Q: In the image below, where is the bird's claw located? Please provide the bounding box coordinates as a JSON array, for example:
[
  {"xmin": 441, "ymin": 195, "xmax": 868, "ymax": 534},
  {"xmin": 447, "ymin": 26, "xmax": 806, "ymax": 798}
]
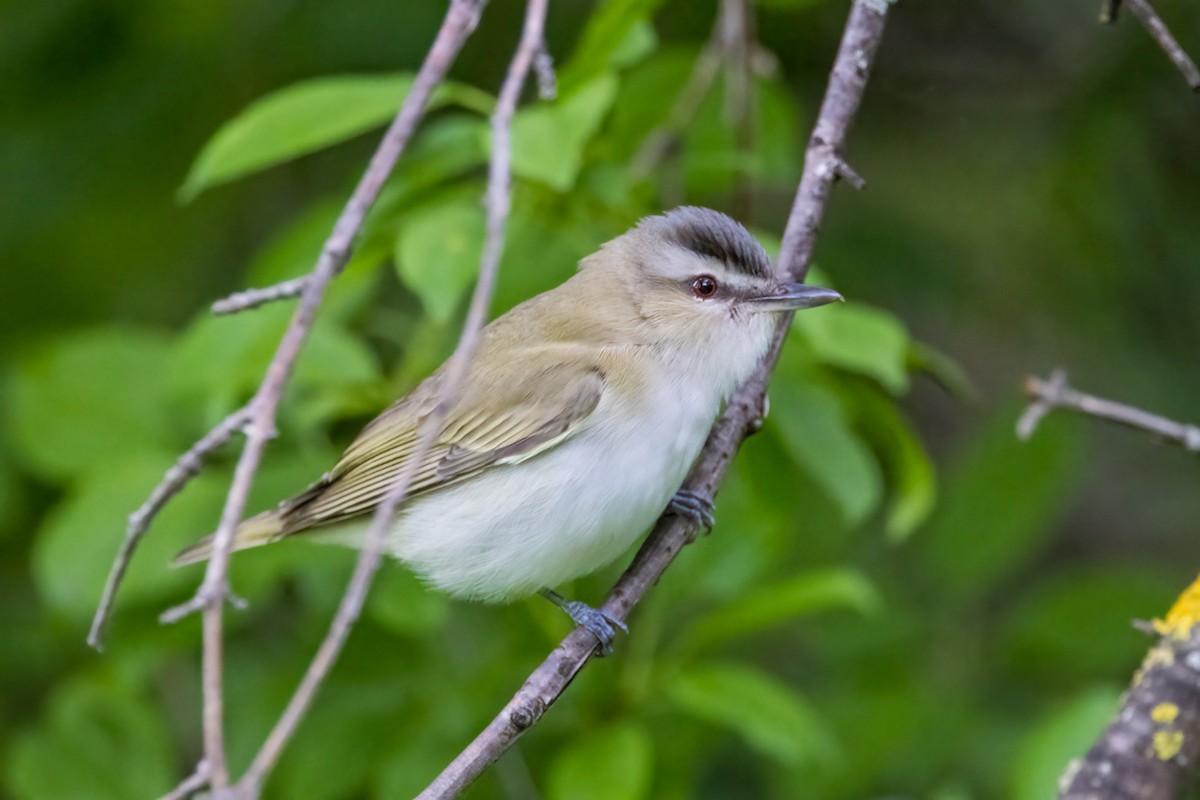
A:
[
  {"xmin": 564, "ymin": 601, "xmax": 627, "ymax": 656},
  {"xmin": 669, "ymin": 489, "xmax": 715, "ymax": 534},
  {"xmin": 540, "ymin": 589, "xmax": 627, "ymax": 656}
]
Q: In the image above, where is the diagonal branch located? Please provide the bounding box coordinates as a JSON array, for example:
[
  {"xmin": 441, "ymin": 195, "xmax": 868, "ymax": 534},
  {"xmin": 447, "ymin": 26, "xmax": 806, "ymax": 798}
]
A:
[
  {"xmin": 88, "ymin": 405, "xmax": 251, "ymax": 650},
  {"xmin": 229, "ymin": 0, "xmax": 547, "ymax": 793},
  {"xmin": 1019, "ymin": 370, "xmax": 1200, "ymax": 451},
  {"xmin": 1101, "ymin": 0, "xmax": 1200, "ymax": 92},
  {"xmin": 415, "ymin": 1, "xmax": 891, "ymax": 797}
]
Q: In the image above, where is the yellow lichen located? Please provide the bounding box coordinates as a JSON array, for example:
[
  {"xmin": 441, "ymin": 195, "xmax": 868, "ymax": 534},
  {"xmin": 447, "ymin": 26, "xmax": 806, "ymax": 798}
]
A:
[
  {"xmin": 1153, "ymin": 730, "xmax": 1184, "ymax": 761},
  {"xmin": 1151, "ymin": 703, "xmax": 1180, "ymax": 724},
  {"xmin": 1157, "ymin": 574, "xmax": 1200, "ymax": 639},
  {"xmin": 1140, "ymin": 645, "xmax": 1176, "ymax": 677}
]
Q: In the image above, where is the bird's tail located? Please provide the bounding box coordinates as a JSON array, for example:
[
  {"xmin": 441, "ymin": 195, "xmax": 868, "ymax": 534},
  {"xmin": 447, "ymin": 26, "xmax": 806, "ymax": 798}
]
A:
[{"xmin": 171, "ymin": 510, "xmax": 285, "ymax": 566}]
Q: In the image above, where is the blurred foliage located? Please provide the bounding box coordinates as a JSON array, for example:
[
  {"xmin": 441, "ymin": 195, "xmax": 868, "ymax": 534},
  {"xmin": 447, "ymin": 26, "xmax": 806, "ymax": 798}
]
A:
[{"xmin": 3, "ymin": 0, "xmax": 1199, "ymax": 798}]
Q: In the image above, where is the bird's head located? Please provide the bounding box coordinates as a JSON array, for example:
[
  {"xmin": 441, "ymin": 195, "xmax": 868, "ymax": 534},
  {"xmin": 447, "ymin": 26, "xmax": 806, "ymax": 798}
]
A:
[{"xmin": 581, "ymin": 207, "xmax": 841, "ymax": 381}]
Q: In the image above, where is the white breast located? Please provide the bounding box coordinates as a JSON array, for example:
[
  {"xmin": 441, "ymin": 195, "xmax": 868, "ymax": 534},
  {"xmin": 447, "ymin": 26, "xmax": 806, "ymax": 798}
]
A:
[{"xmin": 380, "ymin": 354, "xmax": 722, "ymax": 603}]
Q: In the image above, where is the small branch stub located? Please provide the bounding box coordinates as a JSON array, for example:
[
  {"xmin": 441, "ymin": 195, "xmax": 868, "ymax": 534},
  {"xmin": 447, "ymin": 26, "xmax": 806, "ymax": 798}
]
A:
[{"xmin": 211, "ymin": 277, "xmax": 310, "ymax": 315}]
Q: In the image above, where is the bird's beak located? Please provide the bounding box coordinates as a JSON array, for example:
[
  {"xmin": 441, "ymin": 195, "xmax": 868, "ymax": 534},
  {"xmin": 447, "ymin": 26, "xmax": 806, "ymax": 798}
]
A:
[{"xmin": 744, "ymin": 282, "xmax": 843, "ymax": 312}]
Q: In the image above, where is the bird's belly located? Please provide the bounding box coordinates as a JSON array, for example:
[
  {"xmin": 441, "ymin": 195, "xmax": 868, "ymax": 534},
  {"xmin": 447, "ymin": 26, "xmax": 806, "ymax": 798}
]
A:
[{"xmin": 387, "ymin": 396, "xmax": 715, "ymax": 603}]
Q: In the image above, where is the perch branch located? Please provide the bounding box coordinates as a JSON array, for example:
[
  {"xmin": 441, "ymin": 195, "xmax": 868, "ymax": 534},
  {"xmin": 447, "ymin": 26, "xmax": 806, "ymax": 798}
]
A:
[
  {"xmin": 88, "ymin": 405, "xmax": 251, "ymax": 650},
  {"xmin": 416, "ymin": 1, "xmax": 891, "ymax": 797},
  {"xmin": 232, "ymin": 0, "xmax": 546, "ymax": 793},
  {"xmin": 1101, "ymin": 0, "xmax": 1200, "ymax": 92},
  {"xmin": 1058, "ymin": 578, "xmax": 1200, "ymax": 799},
  {"xmin": 1019, "ymin": 370, "xmax": 1200, "ymax": 451}
]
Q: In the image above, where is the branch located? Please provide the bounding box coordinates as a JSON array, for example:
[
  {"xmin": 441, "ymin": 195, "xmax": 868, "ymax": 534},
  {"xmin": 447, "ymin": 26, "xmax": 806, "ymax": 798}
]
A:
[
  {"xmin": 1101, "ymin": 0, "xmax": 1200, "ymax": 92},
  {"xmin": 87, "ymin": 405, "xmax": 251, "ymax": 650},
  {"xmin": 416, "ymin": 1, "xmax": 891, "ymax": 797},
  {"xmin": 231, "ymin": 0, "xmax": 546, "ymax": 792},
  {"xmin": 1058, "ymin": 579, "xmax": 1200, "ymax": 799},
  {"xmin": 211, "ymin": 277, "xmax": 309, "ymax": 315},
  {"xmin": 1019, "ymin": 370, "xmax": 1200, "ymax": 451}
]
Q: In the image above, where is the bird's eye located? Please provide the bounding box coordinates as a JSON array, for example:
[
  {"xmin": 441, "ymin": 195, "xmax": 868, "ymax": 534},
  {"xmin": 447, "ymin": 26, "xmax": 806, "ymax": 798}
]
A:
[{"xmin": 691, "ymin": 275, "xmax": 719, "ymax": 299}]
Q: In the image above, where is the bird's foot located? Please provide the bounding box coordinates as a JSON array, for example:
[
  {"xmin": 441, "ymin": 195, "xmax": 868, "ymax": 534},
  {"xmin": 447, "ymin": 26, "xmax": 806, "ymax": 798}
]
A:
[
  {"xmin": 540, "ymin": 589, "xmax": 627, "ymax": 656},
  {"xmin": 669, "ymin": 488, "xmax": 715, "ymax": 535}
]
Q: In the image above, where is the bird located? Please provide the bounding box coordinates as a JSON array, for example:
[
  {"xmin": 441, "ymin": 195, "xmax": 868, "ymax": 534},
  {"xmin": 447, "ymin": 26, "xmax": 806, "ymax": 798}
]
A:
[{"xmin": 175, "ymin": 207, "xmax": 842, "ymax": 651}]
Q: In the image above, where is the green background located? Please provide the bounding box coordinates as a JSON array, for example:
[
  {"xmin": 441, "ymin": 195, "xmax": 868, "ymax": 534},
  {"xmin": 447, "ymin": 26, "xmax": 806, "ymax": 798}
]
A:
[{"xmin": 3, "ymin": 0, "xmax": 1199, "ymax": 797}]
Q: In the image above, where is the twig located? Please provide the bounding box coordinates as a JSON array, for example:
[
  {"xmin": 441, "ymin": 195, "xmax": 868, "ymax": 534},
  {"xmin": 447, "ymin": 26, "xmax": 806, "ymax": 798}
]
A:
[
  {"xmin": 720, "ymin": 0, "xmax": 756, "ymax": 218},
  {"xmin": 1019, "ymin": 370, "xmax": 1200, "ymax": 451},
  {"xmin": 630, "ymin": 20, "xmax": 724, "ymax": 177},
  {"xmin": 87, "ymin": 406, "xmax": 251, "ymax": 650},
  {"xmin": 1102, "ymin": 0, "xmax": 1200, "ymax": 92},
  {"xmin": 110, "ymin": 1, "xmax": 490, "ymax": 794},
  {"xmin": 231, "ymin": 0, "xmax": 546, "ymax": 795},
  {"xmin": 416, "ymin": 2, "xmax": 891, "ymax": 797},
  {"xmin": 211, "ymin": 277, "xmax": 310, "ymax": 315},
  {"xmin": 158, "ymin": 760, "xmax": 211, "ymax": 800},
  {"xmin": 1058, "ymin": 578, "xmax": 1200, "ymax": 799}
]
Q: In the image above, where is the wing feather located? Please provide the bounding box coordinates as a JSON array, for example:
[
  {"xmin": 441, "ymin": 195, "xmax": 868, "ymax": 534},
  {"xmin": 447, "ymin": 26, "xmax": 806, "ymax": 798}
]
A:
[{"xmin": 276, "ymin": 357, "xmax": 606, "ymax": 534}]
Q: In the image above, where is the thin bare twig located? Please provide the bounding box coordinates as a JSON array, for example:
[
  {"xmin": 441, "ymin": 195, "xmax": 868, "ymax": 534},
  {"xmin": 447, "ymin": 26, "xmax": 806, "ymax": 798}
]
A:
[
  {"xmin": 211, "ymin": 277, "xmax": 310, "ymax": 315},
  {"xmin": 104, "ymin": 1, "xmax": 490, "ymax": 793},
  {"xmin": 87, "ymin": 406, "xmax": 251, "ymax": 650},
  {"xmin": 1019, "ymin": 370, "xmax": 1200, "ymax": 451},
  {"xmin": 630, "ymin": 20, "xmax": 724, "ymax": 177},
  {"xmin": 720, "ymin": 0, "xmax": 756, "ymax": 218},
  {"xmin": 158, "ymin": 760, "xmax": 211, "ymax": 800},
  {"xmin": 1102, "ymin": 0, "xmax": 1200, "ymax": 92},
  {"xmin": 417, "ymin": 2, "xmax": 891, "ymax": 797},
  {"xmin": 231, "ymin": 0, "xmax": 547, "ymax": 794}
]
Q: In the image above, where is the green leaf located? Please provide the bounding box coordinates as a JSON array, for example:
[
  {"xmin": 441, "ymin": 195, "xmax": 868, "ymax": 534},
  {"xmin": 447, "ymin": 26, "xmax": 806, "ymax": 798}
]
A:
[
  {"xmin": 608, "ymin": 20, "xmax": 659, "ymax": 70},
  {"xmin": 31, "ymin": 455, "xmax": 227, "ymax": 618},
  {"xmin": 395, "ymin": 193, "xmax": 486, "ymax": 322},
  {"xmin": 1011, "ymin": 688, "xmax": 1120, "ymax": 800},
  {"xmin": 678, "ymin": 568, "xmax": 882, "ymax": 654},
  {"xmin": 840, "ymin": 382, "xmax": 937, "ymax": 540},
  {"xmin": 681, "ymin": 76, "xmax": 803, "ymax": 195},
  {"xmin": 769, "ymin": 371, "xmax": 883, "ymax": 526},
  {"xmin": 668, "ymin": 662, "xmax": 838, "ymax": 767},
  {"xmin": 908, "ymin": 339, "xmax": 976, "ymax": 400},
  {"xmin": 8, "ymin": 328, "xmax": 175, "ymax": 480},
  {"xmin": 546, "ymin": 722, "xmax": 654, "ymax": 800},
  {"xmin": 7, "ymin": 677, "xmax": 175, "ymax": 799},
  {"xmin": 559, "ymin": 0, "xmax": 667, "ymax": 93},
  {"xmin": 1002, "ymin": 566, "xmax": 1174, "ymax": 686},
  {"xmin": 512, "ymin": 73, "xmax": 620, "ymax": 191},
  {"xmin": 793, "ymin": 303, "xmax": 910, "ymax": 394},
  {"xmin": 179, "ymin": 74, "xmax": 492, "ymax": 200},
  {"xmin": 170, "ymin": 305, "xmax": 380, "ymax": 428},
  {"xmin": 917, "ymin": 404, "xmax": 1082, "ymax": 601}
]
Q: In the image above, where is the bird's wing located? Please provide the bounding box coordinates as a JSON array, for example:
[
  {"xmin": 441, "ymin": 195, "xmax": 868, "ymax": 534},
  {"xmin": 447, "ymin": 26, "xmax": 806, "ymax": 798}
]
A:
[{"xmin": 276, "ymin": 353, "xmax": 607, "ymax": 534}]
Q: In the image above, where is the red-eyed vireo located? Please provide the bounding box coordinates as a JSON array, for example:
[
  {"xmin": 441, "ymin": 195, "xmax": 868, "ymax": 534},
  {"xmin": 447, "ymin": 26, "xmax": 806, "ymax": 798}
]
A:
[{"xmin": 176, "ymin": 207, "xmax": 842, "ymax": 650}]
